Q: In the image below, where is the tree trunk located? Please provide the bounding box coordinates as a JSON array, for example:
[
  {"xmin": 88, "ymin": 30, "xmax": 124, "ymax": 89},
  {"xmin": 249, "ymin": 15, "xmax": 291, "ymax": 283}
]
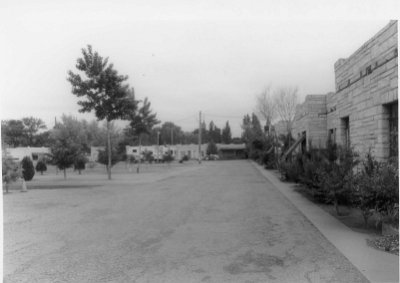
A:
[
  {"xmin": 63, "ymin": 168, "xmax": 66, "ymax": 180},
  {"xmin": 137, "ymin": 134, "xmax": 142, "ymax": 174},
  {"xmin": 4, "ymin": 182, "xmax": 9, "ymax": 193},
  {"xmin": 333, "ymin": 197, "xmax": 340, "ymax": 216},
  {"xmin": 362, "ymin": 210, "xmax": 370, "ymax": 228},
  {"xmin": 107, "ymin": 121, "xmax": 112, "ymax": 180}
]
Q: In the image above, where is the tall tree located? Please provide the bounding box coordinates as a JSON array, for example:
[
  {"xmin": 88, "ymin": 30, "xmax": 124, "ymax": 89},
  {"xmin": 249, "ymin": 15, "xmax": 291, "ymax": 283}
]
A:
[
  {"xmin": 241, "ymin": 114, "xmax": 252, "ymax": 144},
  {"xmin": 251, "ymin": 113, "xmax": 263, "ymax": 138},
  {"xmin": 208, "ymin": 121, "xmax": 221, "ymax": 143},
  {"xmin": 221, "ymin": 121, "xmax": 232, "ymax": 144},
  {"xmin": 1, "ymin": 120, "xmax": 27, "ymax": 147},
  {"xmin": 128, "ymin": 97, "xmax": 159, "ymax": 143},
  {"xmin": 127, "ymin": 97, "xmax": 160, "ymax": 172},
  {"xmin": 22, "ymin": 117, "xmax": 47, "ymax": 145},
  {"xmin": 159, "ymin": 122, "xmax": 183, "ymax": 145},
  {"xmin": 274, "ymin": 86, "xmax": 298, "ymax": 135},
  {"xmin": 50, "ymin": 115, "xmax": 86, "ymax": 179},
  {"xmin": 67, "ymin": 45, "xmax": 138, "ymax": 179}
]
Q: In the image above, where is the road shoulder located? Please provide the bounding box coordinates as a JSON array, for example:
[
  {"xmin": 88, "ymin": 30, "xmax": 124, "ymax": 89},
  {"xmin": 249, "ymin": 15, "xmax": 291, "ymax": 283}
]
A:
[{"xmin": 251, "ymin": 161, "xmax": 399, "ymax": 283}]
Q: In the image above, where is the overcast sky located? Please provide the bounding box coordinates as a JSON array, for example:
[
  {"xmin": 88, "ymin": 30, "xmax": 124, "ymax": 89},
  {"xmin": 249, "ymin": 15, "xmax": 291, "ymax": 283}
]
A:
[{"xmin": 0, "ymin": 0, "xmax": 398, "ymax": 137}]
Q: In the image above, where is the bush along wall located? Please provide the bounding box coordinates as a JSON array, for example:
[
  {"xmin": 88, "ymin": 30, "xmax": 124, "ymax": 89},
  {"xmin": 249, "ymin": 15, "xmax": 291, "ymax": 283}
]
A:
[{"xmin": 277, "ymin": 143, "xmax": 399, "ymax": 228}]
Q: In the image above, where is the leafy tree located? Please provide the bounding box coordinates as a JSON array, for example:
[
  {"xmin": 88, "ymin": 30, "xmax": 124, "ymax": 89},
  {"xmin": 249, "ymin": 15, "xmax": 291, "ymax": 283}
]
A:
[
  {"xmin": 241, "ymin": 113, "xmax": 265, "ymax": 160},
  {"xmin": 67, "ymin": 45, "xmax": 138, "ymax": 179},
  {"xmin": 22, "ymin": 117, "xmax": 47, "ymax": 145},
  {"xmin": 159, "ymin": 122, "xmax": 184, "ymax": 145},
  {"xmin": 251, "ymin": 113, "xmax": 263, "ymax": 138},
  {"xmin": 1, "ymin": 120, "xmax": 26, "ymax": 147},
  {"xmin": 50, "ymin": 115, "xmax": 85, "ymax": 179},
  {"xmin": 221, "ymin": 121, "xmax": 232, "ymax": 144},
  {"xmin": 206, "ymin": 141, "xmax": 218, "ymax": 155},
  {"xmin": 21, "ymin": 156, "xmax": 35, "ymax": 181},
  {"xmin": 208, "ymin": 121, "xmax": 221, "ymax": 143},
  {"xmin": 354, "ymin": 153, "xmax": 399, "ymax": 227},
  {"xmin": 97, "ymin": 146, "xmax": 120, "ymax": 169},
  {"xmin": 127, "ymin": 97, "xmax": 159, "ymax": 172},
  {"xmin": 83, "ymin": 120, "xmax": 107, "ymax": 147},
  {"xmin": 35, "ymin": 160, "xmax": 47, "ymax": 175},
  {"xmin": 74, "ymin": 155, "xmax": 87, "ymax": 174},
  {"xmin": 182, "ymin": 131, "xmax": 199, "ymax": 144},
  {"xmin": 32, "ymin": 130, "xmax": 52, "ymax": 147},
  {"xmin": 162, "ymin": 152, "xmax": 174, "ymax": 163},
  {"xmin": 2, "ymin": 152, "xmax": 21, "ymax": 193},
  {"xmin": 241, "ymin": 114, "xmax": 252, "ymax": 144},
  {"xmin": 319, "ymin": 146, "xmax": 359, "ymax": 215}
]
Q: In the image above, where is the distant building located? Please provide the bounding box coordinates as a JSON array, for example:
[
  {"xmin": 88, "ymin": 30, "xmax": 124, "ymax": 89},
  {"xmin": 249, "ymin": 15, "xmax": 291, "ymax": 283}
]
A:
[
  {"xmin": 124, "ymin": 143, "xmax": 245, "ymax": 161},
  {"xmin": 292, "ymin": 95, "xmax": 329, "ymax": 151},
  {"xmin": 126, "ymin": 144, "xmax": 208, "ymax": 161},
  {"xmin": 216, "ymin": 143, "xmax": 246, "ymax": 159},
  {"xmin": 3, "ymin": 147, "xmax": 50, "ymax": 162}
]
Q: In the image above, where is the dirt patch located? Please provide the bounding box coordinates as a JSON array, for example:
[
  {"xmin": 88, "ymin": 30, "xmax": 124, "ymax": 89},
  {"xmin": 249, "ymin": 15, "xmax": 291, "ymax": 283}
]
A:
[{"xmin": 293, "ymin": 184, "xmax": 382, "ymax": 235}]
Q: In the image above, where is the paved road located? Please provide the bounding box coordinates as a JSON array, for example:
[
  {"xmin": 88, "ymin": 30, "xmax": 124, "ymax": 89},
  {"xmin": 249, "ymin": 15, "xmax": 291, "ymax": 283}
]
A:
[{"xmin": 3, "ymin": 160, "xmax": 368, "ymax": 282}]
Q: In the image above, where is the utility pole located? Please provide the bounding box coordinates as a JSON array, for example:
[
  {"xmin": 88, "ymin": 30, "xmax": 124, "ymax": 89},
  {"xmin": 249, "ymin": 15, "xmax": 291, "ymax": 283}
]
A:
[
  {"xmin": 198, "ymin": 111, "xmax": 202, "ymax": 164},
  {"xmin": 157, "ymin": 131, "xmax": 160, "ymax": 162}
]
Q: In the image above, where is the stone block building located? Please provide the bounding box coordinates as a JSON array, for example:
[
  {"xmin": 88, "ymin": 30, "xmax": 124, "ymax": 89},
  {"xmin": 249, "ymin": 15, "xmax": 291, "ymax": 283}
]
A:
[
  {"xmin": 292, "ymin": 95, "xmax": 329, "ymax": 151},
  {"xmin": 292, "ymin": 20, "xmax": 398, "ymax": 160}
]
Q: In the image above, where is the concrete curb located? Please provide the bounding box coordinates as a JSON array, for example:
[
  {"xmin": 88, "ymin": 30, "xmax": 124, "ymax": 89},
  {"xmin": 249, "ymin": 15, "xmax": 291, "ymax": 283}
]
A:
[{"xmin": 251, "ymin": 161, "xmax": 399, "ymax": 283}]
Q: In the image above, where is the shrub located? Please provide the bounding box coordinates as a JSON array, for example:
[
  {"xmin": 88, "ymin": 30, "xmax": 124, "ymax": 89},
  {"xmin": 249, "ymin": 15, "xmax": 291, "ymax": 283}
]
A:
[
  {"xmin": 354, "ymin": 153, "xmax": 399, "ymax": 228},
  {"xmin": 21, "ymin": 156, "xmax": 35, "ymax": 181},
  {"xmin": 143, "ymin": 150, "xmax": 154, "ymax": 163},
  {"xmin": 206, "ymin": 141, "xmax": 218, "ymax": 155},
  {"xmin": 2, "ymin": 157, "xmax": 21, "ymax": 193},
  {"xmin": 180, "ymin": 155, "xmax": 189, "ymax": 163},
  {"xmin": 97, "ymin": 148, "xmax": 119, "ymax": 169},
  {"xmin": 300, "ymin": 159, "xmax": 327, "ymax": 203},
  {"xmin": 262, "ymin": 149, "xmax": 277, "ymax": 169},
  {"xmin": 163, "ymin": 153, "xmax": 174, "ymax": 163},
  {"xmin": 278, "ymin": 153, "xmax": 303, "ymax": 183},
  {"xmin": 74, "ymin": 155, "xmax": 87, "ymax": 174},
  {"xmin": 35, "ymin": 160, "xmax": 47, "ymax": 175},
  {"xmin": 319, "ymin": 146, "xmax": 358, "ymax": 215}
]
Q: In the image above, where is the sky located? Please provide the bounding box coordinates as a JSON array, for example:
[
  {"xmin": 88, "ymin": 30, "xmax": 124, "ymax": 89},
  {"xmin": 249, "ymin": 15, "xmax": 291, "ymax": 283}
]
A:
[{"xmin": 0, "ymin": 0, "xmax": 398, "ymax": 137}]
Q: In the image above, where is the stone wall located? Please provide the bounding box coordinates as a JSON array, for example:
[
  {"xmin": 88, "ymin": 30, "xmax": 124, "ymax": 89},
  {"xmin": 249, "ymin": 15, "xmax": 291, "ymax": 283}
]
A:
[
  {"xmin": 331, "ymin": 20, "xmax": 398, "ymax": 160},
  {"xmin": 292, "ymin": 95, "xmax": 328, "ymax": 150},
  {"xmin": 291, "ymin": 21, "xmax": 398, "ymax": 160}
]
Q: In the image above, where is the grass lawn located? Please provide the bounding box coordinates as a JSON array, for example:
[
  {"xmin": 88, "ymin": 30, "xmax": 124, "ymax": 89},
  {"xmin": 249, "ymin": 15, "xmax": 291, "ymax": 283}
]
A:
[{"xmin": 3, "ymin": 160, "xmax": 200, "ymax": 191}]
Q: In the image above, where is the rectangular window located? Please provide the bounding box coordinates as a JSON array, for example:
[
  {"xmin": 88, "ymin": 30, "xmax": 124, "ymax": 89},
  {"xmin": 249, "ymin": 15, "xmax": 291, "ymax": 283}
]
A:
[
  {"xmin": 366, "ymin": 65, "xmax": 372, "ymax": 75},
  {"xmin": 341, "ymin": 117, "xmax": 350, "ymax": 148},
  {"xmin": 329, "ymin": 128, "xmax": 336, "ymax": 144}
]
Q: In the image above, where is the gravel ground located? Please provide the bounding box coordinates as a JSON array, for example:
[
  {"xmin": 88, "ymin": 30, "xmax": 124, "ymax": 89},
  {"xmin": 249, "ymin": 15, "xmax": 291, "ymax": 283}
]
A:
[{"xmin": 3, "ymin": 160, "xmax": 369, "ymax": 282}]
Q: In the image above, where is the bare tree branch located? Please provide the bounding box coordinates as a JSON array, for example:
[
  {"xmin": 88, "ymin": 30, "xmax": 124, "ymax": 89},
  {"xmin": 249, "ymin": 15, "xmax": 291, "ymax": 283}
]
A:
[
  {"xmin": 274, "ymin": 86, "xmax": 298, "ymax": 134},
  {"xmin": 255, "ymin": 86, "xmax": 276, "ymax": 133}
]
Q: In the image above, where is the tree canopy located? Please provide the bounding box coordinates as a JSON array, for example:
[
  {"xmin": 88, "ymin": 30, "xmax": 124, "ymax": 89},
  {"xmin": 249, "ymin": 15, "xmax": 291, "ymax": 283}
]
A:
[
  {"xmin": 67, "ymin": 45, "xmax": 138, "ymax": 179},
  {"xmin": 221, "ymin": 121, "xmax": 232, "ymax": 144}
]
